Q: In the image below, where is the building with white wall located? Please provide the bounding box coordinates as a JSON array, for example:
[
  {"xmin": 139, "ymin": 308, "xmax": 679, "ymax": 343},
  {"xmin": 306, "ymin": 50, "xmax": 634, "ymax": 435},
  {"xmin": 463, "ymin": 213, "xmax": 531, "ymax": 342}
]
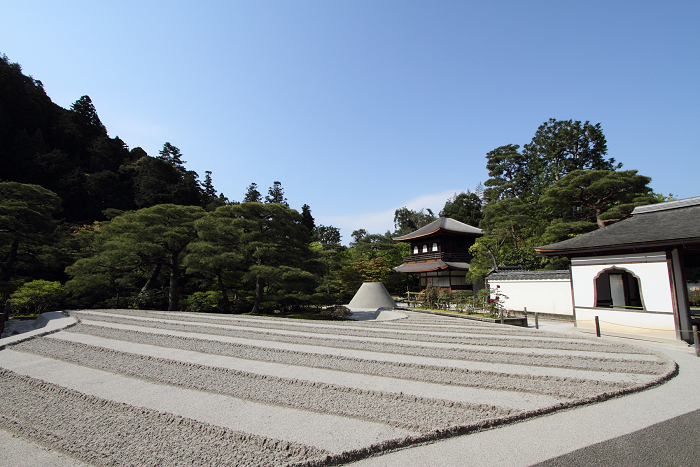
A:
[{"xmin": 536, "ymin": 197, "xmax": 700, "ymax": 342}]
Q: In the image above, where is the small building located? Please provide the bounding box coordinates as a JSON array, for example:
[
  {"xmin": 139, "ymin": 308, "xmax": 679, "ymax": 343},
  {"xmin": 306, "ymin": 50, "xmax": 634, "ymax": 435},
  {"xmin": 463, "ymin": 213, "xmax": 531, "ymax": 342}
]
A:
[
  {"xmin": 393, "ymin": 217, "xmax": 483, "ymax": 291},
  {"xmin": 486, "ymin": 267, "xmax": 573, "ymax": 320},
  {"xmin": 535, "ymin": 196, "xmax": 700, "ymax": 342}
]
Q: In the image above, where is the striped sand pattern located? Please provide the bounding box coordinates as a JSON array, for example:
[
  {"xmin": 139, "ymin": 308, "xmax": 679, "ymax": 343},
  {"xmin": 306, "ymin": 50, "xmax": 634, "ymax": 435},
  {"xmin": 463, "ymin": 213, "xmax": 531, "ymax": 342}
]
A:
[{"xmin": 0, "ymin": 309, "xmax": 676, "ymax": 466}]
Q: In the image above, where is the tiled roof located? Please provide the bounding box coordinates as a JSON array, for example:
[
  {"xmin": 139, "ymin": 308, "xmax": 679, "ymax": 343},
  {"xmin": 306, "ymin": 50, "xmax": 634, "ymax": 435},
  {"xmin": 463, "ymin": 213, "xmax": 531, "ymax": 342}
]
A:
[
  {"xmin": 536, "ymin": 196, "xmax": 700, "ymax": 256},
  {"xmin": 393, "ymin": 217, "xmax": 483, "ymax": 241},
  {"xmin": 393, "ymin": 261, "xmax": 471, "ymax": 273},
  {"xmin": 487, "ymin": 269, "xmax": 570, "ymax": 280}
]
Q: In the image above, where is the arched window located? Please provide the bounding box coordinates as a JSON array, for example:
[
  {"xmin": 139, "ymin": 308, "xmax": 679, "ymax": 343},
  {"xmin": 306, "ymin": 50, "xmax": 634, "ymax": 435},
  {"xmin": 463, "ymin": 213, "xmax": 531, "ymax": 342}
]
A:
[
  {"xmin": 422, "ymin": 244, "xmax": 428, "ymax": 253},
  {"xmin": 432, "ymin": 242, "xmax": 438, "ymax": 252},
  {"xmin": 594, "ymin": 268, "xmax": 644, "ymax": 309},
  {"xmin": 413, "ymin": 246, "xmax": 419, "ymax": 255}
]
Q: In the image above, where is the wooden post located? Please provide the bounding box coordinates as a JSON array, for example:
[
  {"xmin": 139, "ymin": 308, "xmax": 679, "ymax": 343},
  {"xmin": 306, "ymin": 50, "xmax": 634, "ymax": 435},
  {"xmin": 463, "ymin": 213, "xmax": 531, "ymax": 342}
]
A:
[
  {"xmin": 535, "ymin": 312, "xmax": 539, "ymax": 329},
  {"xmin": 694, "ymin": 325, "xmax": 699, "ymax": 358},
  {"xmin": 500, "ymin": 309, "xmax": 504, "ymax": 324},
  {"xmin": 595, "ymin": 316, "xmax": 601, "ymax": 337}
]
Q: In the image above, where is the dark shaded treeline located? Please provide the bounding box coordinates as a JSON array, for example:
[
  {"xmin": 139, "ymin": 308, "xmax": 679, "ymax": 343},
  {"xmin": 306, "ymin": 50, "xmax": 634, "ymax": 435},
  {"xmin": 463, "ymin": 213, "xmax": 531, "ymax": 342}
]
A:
[
  {"xmin": 0, "ymin": 54, "xmax": 416, "ymax": 313},
  {"xmin": 0, "ymin": 54, "xmax": 223, "ymax": 224}
]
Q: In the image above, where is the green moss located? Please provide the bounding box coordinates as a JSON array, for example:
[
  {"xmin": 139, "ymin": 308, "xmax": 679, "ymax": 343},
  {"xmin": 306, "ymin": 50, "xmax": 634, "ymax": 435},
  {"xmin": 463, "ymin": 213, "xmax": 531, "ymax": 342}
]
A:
[{"xmin": 11, "ymin": 314, "xmax": 40, "ymax": 320}]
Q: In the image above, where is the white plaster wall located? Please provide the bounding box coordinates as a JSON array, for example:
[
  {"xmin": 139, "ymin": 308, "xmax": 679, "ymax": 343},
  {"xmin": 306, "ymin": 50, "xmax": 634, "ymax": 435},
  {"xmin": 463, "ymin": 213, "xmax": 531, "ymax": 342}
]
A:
[
  {"xmin": 575, "ymin": 308, "xmax": 676, "ymax": 339},
  {"xmin": 569, "ymin": 252, "xmax": 677, "ymax": 339},
  {"xmin": 486, "ymin": 279, "xmax": 573, "ymax": 316},
  {"xmin": 570, "ymin": 258, "xmax": 674, "ymax": 313}
]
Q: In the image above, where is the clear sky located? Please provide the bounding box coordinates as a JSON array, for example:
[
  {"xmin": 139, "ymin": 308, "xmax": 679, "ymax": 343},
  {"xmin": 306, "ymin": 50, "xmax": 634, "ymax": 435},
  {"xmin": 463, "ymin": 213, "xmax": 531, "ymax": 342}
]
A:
[{"xmin": 2, "ymin": 1, "xmax": 698, "ymax": 241}]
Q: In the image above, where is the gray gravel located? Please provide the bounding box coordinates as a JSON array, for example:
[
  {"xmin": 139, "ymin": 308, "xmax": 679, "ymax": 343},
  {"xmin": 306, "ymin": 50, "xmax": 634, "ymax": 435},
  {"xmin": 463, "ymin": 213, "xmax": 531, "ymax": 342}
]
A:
[
  {"xmin": 11, "ymin": 337, "xmax": 517, "ymax": 432},
  {"xmin": 0, "ymin": 369, "xmax": 329, "ymax": 467},
  {"xmin": 75, "ymin": 319, "xmax": 656, "ymax": 383},
  {"xmin": 0, "ymin": 309, "xmax": 678, "ymax": 466},
  {"xmin": 61, "ymin": 323, "xmax": 638, "ymax": 399},
  {"xmin": 151, "ymin": 311, "xmax": 596, "ymax": 340},
  {"xmin": 77, "ymin": 310, "xmax": 646, "ymax": 353},
  {"xmin": 73, "ymin": 312, "xmax": 674, "ymax": 374}
]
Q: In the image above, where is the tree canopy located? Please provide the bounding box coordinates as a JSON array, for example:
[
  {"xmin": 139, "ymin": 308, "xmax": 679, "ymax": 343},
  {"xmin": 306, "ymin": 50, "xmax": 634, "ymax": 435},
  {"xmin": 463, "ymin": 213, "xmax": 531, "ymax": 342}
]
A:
[
  {"xmin": 0, "ymin": 182, "xmax": 62, "ymax": 283},
  {"xmin": 0, "ymin": 55, "xmax": 674, "ymax": 311},
  {"xmin": 471, "ymin": 119, "xmax": 661, "ymax": 282},
  {"xmin": 440, "ymin": 191, "xmax": 483, "ymax": 227},
  {"xmin": 393, "ymin": 207, "xmax": 436, "ymax": 236}
]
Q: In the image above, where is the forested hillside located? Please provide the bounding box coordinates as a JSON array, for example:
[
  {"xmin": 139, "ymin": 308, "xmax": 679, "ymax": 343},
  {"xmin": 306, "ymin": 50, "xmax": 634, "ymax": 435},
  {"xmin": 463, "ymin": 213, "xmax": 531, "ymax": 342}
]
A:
[
  {"xmin": 0, "ymin": 54, "xmax": 411, "ymax": 314},
  {"xmin": 0, "ymin": 54, "xmax": 226, "ymax": 224}
]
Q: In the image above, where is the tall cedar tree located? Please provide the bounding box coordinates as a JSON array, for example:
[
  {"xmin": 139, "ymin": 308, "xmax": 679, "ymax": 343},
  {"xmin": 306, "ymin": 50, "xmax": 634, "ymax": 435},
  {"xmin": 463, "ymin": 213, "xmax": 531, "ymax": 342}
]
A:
[
  {"xmin": 243, "ymin": 183, "xmax": 262, "ymax": 203},
  {"xmin": 265, "ymin": 181, "xmax": 288, "ymax": 205},
  {"xmin": 440, "ymin": 191, "xmax": 483, "ymax": 227}
]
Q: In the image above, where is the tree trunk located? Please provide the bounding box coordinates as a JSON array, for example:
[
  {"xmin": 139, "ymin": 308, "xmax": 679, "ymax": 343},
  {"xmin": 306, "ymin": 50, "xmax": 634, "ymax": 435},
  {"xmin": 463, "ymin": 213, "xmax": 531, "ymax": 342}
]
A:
[
  {"xmin": 217, "ymin": 274, "xmax": 231, "ymax": 313},
  {"xmin": 251, "ymin": 275, "xmax": 263, "ymax": 313},
  {"xmin": 168, "ymin": 253, "xmax": 179, "ymax": 311},
  {"xmin": 112, "ymin": 277, "xmax": 120, "ymax": 309},
  {"xmin": 0, "ymin": 239, "xmax": 19, "ymax": 282},
  {"xmin": 141, "ymin": 264, "xmax": 161, "ymax": 294},
  {"xmin": 0, "ymin": 301, "xmax": 10, "ymax": 335},
  {"xmin": 595, "ymin": 207, "xmax": 606, "ymax": 228}
]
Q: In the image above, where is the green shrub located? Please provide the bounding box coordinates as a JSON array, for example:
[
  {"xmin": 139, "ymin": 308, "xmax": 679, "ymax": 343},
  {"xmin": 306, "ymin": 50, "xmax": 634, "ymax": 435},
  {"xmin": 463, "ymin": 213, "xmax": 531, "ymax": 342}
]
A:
[
  {"xmin": 8, "ymin": 280, "xmax": 65, "ymax": 315},
  {"xmin": 418, "ymin": 285, "xmax": 439, "ymax": 309},
  {"xmin": 181, "ymin": 291, "xmax": 222, "ymax": 313},
  {"xmin": 689, "ymin": 289, "xmax": 700, "ymax": 307},
  {"xmin": 453, "ymin": 290, "xmax": 475, "ymax": 312}
]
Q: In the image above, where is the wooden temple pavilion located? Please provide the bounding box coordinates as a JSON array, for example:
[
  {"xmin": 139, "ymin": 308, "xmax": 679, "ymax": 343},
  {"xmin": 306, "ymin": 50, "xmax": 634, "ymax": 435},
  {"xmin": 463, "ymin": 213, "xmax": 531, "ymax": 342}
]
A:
[{"xmin": 393, "ymin": 217, "xmax": 483, "ymax": 291}]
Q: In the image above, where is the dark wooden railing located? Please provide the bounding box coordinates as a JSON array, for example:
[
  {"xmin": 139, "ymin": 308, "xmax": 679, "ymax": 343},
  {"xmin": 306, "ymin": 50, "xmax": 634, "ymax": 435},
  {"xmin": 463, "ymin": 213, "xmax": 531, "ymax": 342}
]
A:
[{"xmin": 402, "ymin": 252, "xmax": 472, "ymax": 263}]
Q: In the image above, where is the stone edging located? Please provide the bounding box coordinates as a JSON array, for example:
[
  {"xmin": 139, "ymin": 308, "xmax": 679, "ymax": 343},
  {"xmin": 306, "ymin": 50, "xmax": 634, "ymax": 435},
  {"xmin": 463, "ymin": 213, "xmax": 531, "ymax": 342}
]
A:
[{"xmin": 0, "ymin": 312, "xmax": 78, "ymax": 349}]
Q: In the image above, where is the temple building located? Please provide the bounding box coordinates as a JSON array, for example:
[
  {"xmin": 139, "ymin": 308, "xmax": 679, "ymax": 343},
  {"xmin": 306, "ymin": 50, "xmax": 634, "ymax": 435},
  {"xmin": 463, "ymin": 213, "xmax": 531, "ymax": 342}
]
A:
[{"xmin": 393, "ymin": 217, "xmax": 483, "ymax": 291}]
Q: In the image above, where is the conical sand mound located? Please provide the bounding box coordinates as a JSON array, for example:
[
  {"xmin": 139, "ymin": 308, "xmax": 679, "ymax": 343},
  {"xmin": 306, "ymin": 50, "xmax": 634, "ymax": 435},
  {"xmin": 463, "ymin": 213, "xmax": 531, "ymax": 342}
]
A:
[{"xmin": 348, "ymin": 282, "xmax": 397, "ymax": 310}]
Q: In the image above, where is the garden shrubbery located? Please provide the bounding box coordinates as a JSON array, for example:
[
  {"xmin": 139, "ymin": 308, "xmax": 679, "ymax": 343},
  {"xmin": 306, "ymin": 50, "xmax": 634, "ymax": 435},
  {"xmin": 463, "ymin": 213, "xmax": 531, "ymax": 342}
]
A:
[
  {"xmin": 412, "ymin": 285, "xmax": 510, "ymax": 318},
  {"xmin": 8, "ymin": 280, "xmax": 65, "ymax": 316},
  {"xmin": 689, "ymin": 289, "xmax": 700, "ymax": 307}
]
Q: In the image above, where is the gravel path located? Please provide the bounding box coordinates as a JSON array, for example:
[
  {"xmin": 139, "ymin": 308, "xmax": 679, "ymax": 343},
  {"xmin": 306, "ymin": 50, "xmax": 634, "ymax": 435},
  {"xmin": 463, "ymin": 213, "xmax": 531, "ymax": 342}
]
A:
[{"xmin": 0, "ymin": 309, "xmax": 677, "ymax": 466}]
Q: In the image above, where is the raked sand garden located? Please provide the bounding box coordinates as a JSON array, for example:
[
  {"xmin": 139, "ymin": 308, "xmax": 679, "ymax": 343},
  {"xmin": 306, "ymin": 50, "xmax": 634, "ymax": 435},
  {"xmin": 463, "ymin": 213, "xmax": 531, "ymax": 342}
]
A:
[{"xmin": 0, "ymin": 309, "xmax": 677, "ymax": 466}]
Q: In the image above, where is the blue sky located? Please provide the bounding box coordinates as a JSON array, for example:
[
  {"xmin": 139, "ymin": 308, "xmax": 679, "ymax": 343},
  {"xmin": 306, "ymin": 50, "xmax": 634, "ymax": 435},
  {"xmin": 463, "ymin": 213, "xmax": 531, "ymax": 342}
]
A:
[{"xmin": 2, "ymin": 1, "xmax": 698, "ymax": 241}]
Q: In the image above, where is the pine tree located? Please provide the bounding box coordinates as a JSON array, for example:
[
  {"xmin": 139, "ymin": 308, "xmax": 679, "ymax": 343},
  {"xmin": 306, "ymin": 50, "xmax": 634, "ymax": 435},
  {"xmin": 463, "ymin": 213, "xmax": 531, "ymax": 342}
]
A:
[
  {"xmin": 158, "ymin": 142, "xmax": 186, "ymax": 172},
  {"xmin": 243, "ymin": 183, "xmax": 262, "ymax": 203},
  {"xmin": 265, "ymin": 181, "xmax": 288, "ymax": 206}
]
